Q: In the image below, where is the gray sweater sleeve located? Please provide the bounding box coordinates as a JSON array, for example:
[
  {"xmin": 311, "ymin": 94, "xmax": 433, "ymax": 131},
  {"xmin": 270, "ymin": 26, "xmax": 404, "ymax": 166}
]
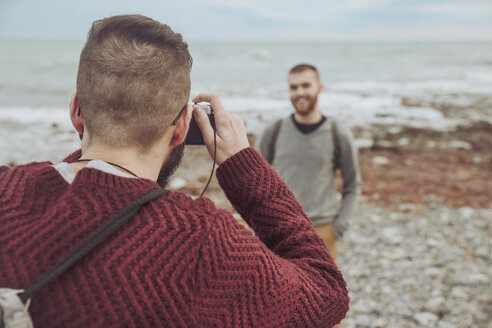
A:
[{"xmin": 333, "ymin": 123, "xmax": 362, "ymax": 238}]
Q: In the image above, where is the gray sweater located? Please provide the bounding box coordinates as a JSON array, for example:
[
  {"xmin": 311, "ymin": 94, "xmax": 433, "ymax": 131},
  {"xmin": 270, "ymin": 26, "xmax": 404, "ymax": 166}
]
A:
[{"xmin": 257, "ymin": 116, "xmax": 361, "ymax": 237}]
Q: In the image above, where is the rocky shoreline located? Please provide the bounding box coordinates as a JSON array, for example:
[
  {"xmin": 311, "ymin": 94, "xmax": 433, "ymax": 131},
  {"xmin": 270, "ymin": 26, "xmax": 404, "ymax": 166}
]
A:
[
  {"xmin": 170, "ymin": 121, "xmax": 491, "ymax": 327},
  {"xmin": 173, "ymin": 121, "xmax": 492, "ymax": 210},
  {"xmin": 355, "ymin": 122, "xmax": 492, "ymax": 209}
]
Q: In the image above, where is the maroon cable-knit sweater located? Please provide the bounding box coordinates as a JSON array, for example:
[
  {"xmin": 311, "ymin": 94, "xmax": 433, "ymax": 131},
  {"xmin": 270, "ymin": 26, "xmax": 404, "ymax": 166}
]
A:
[{"xmin": 0, "ymin": 148, "xmax": 349, "ymax": 327}]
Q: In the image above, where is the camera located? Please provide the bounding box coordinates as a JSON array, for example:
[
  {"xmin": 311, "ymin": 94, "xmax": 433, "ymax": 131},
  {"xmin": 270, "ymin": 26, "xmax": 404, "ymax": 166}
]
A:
[{"xmin": 185, "ymin": 103, "xmax": 215, "ymax": 145}]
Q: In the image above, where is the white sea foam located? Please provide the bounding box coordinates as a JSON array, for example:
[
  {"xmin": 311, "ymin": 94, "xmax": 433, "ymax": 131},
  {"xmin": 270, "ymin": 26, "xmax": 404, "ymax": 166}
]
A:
[
  {"xmin": 465, "ymin": 71, "xmax": 492, "ymax": 83},
  {"xmin": 0, "ymin": 106, "xmax": 79, "ymax": 164},
  {"xmin": 0, "ymin": 106, "xmax": 71, "ymax": 127},
  {"xmin": 227, "ymin": 90, "xmax": 469, "ymax": 133}
]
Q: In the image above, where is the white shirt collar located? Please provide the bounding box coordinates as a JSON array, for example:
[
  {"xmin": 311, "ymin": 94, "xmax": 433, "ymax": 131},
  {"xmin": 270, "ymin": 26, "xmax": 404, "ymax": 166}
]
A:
[{"xmin": 53, "ymin": 160, "xmax": 135, "ymax": 184}]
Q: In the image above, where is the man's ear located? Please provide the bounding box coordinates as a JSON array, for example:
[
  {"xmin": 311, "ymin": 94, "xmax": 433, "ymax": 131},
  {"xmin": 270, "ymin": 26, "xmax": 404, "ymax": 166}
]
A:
[
  {"xmin": 69, "ymin": 92, "xmax": 84, "ymax": 135},
  {"xmin": 171, "ymin": 104, "xmax": 193, "ymax": 146}
]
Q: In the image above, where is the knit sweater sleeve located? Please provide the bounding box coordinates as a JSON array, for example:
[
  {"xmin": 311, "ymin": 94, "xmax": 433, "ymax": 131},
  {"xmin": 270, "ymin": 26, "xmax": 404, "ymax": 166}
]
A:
[{"xmin": 196, "ymin": 147, "xmax": 349, "ymax": 327}]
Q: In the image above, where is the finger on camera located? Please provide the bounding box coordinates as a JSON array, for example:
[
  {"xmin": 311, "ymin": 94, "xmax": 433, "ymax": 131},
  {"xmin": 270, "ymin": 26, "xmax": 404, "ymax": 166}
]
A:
[
  {"xmin": 192, "ymin": 93, "xmax": 228, "ymax": 125},
  {"xmin": 192, "ymin": 93, "xmax": 220, "ymax": 108},
  {"xmin": 193, "ymin": 107, "xmax": 215, "ymax": 144}
]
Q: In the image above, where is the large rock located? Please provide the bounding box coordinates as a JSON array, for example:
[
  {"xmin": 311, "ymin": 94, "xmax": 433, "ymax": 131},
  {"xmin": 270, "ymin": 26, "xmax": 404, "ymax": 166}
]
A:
[
  {"xmin": 425, "ymin": 297, "xmax": 448, "ymax": 315},
  {"xmin": 413, "ymin": 312, "xmax": 438, "ymax": 326}
]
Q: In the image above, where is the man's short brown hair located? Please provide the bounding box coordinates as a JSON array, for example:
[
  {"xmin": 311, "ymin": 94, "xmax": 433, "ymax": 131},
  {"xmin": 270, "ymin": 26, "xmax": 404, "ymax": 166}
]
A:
[
  {"xmin": 289, "ymin": 64, "xmax": 320, "ymax": 79},
  {"xmin": 77, "ymin": 15, "xmax": 192, "ymax": 150}
]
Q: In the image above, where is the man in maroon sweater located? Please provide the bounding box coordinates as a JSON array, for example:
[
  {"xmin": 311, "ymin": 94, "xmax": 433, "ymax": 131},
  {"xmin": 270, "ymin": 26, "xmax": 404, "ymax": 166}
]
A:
[{"xmin": 0, "ymin": 15, "xmax": 349, "ymax": 327}]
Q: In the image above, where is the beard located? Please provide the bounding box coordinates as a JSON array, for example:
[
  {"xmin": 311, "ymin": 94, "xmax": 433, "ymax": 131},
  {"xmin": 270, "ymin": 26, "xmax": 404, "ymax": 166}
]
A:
[
  {"xmin": 156, "ymin": 142, "xmax": 185, "ymax": 187},
  {"xmin": 291, "ymin": 95, "xmax": 318, "ymax": 116}
]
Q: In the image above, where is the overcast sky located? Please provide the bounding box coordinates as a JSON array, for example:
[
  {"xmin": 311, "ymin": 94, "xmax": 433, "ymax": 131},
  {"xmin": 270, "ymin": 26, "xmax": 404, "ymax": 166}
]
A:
[{"xmin": 1, "ymin": 0, "xmax": 491, "ymax": 41}]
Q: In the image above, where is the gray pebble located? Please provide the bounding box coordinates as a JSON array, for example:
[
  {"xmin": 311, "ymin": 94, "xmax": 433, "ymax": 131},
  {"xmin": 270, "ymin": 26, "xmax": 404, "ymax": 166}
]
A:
[{"xmin": 413, "ymin": 312, "xmax": 438, "ymax": 326}]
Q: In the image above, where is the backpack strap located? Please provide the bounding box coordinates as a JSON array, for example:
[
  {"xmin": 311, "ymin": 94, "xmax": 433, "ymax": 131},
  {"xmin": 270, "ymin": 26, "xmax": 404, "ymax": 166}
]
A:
[
  {"xmin": 331, "ymin": 119, "xmax": 341, "ymax": 170},
  {"xmin": 18, "ymin": 187, "xmax": 167, "ymax": 304},
  {"xmin": 266, "ymin": 119, "xmax": 283, "ymax": 164}
]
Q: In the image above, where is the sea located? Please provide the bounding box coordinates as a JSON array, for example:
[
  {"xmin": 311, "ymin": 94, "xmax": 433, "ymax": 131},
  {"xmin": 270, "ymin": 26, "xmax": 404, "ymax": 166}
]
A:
[{"xmin": 1, "ymin": 40, "xmax": 492, "ymax": 164}]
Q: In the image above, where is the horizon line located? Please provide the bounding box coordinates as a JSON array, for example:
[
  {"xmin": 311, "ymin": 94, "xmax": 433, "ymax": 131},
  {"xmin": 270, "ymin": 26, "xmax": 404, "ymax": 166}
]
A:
[{"xmin": 2, "ymin": 36, "xmax": 492, "ymax": 43}]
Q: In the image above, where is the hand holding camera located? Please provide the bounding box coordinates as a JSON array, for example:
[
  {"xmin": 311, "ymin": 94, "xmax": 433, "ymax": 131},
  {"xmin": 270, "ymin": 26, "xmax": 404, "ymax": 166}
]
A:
[
  {"xmin": 185, "ymin": 103, "xmax": 215, "ymax": 145},
  {"xmin": 191, "ymin": 93, "xmax": 250, "ymax": 165}
]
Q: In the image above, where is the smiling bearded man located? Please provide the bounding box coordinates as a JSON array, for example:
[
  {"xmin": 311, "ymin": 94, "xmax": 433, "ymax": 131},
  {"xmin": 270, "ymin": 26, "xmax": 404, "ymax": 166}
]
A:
[{"xmin": 257, "ymin": 62, "xmax": 362, "ymax": 282}]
